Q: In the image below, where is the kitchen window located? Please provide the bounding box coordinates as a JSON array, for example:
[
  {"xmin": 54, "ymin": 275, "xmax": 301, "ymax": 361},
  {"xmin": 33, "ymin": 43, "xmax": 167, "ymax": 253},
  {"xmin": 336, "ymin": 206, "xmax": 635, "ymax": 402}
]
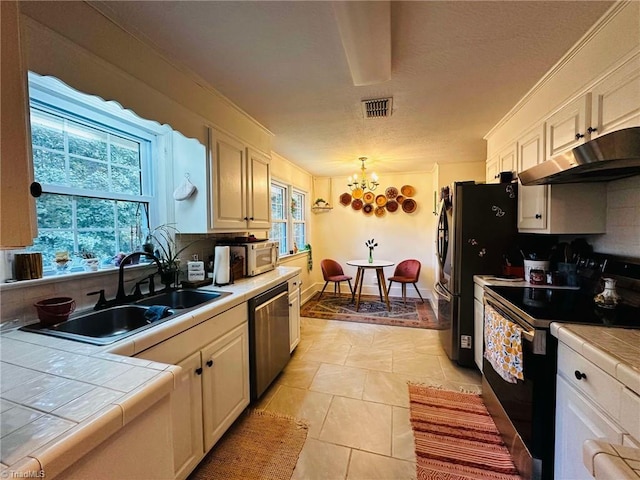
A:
[
  {"xmin": 270, "ymin": 181, "xmax": 306, "ymax": 256},
  {"xmin": 26, "ymin": 74, "xmax": 160, "ymax": 271}
]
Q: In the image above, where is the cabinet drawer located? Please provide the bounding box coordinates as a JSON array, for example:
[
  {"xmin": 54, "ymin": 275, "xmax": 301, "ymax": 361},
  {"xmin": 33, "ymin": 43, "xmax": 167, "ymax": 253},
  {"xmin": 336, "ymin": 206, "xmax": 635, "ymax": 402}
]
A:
[{"xmin": 558, "ymin": 343, "xmax": 623, "ymax": 419}]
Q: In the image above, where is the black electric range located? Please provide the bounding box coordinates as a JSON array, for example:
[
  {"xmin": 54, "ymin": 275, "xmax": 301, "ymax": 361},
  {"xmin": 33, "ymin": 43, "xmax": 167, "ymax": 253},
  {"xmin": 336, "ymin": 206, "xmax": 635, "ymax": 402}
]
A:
[
  {"xmin": 486, "ymin": 253, "xmax": 640, "ymax": 329},
  {"xmin": 485, "ymin": 285, "xmax": 640, "ymax": 329}
]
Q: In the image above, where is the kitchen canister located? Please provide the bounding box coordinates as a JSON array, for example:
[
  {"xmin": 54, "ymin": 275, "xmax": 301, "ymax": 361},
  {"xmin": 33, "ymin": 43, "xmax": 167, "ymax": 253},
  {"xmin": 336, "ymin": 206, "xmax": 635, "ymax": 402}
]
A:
[
  {"xmin": 524, "ymin": 259, "xmax": 549, "ymax": 283},
  {"xmin": 14, "ymin": 253, "xmax": 43, "ymax": 280}
]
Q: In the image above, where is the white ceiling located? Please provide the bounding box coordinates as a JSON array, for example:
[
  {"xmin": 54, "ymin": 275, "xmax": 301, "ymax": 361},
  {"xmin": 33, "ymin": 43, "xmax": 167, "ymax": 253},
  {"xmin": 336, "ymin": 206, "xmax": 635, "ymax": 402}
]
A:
[{"xmin": 92, "ymin": 1, "xmax": 614, "ymax": 178}]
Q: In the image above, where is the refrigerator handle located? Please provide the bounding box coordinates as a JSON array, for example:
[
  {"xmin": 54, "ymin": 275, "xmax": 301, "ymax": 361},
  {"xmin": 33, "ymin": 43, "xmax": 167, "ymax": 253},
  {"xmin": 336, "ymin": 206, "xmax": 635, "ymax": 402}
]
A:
[{"xmin": 433, "ymin": 282, "xmax": 451, "ymax": 302}]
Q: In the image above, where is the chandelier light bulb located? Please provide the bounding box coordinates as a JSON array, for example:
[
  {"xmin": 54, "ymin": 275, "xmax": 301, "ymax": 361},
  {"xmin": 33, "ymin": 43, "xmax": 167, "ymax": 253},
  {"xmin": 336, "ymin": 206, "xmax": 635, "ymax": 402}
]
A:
[{"xmin": 347, "ymin": 157, "xmax": 379, "ymax": 192}]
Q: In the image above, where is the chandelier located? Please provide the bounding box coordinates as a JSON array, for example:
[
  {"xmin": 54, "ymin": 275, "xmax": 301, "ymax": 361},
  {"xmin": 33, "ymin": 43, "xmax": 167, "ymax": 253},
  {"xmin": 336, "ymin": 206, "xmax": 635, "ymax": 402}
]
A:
[{"xmin": 347, "ymin": 157, "xmax": 379, "ymax": 192}]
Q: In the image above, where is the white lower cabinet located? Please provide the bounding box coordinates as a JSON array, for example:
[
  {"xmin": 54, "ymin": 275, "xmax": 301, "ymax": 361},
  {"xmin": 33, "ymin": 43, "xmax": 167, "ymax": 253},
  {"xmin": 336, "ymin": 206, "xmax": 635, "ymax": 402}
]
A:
[
  {"xmin": 288, "ymin": 275, "xmax": 301, "ymax": 352},
  {"xmin": 554, "ymin": 342, "xmax": 634, "ymax": 480},
  {"xmin": 136, "ymin": 304, "xmax": 249, "ymax": 480},
  {"xmin": 555, "ymin": 375, "xmax": 624, "ymax": 480},
  {"xmin": 201, "ymin": 324, "xmax": 249, "ymax": 451}
]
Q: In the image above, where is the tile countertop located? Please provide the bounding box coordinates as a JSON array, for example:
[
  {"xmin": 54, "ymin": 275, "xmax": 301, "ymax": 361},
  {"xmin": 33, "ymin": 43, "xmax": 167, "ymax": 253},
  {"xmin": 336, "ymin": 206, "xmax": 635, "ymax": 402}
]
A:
[{"xmin": 0, "ymin": 266, "xmax": 300, "ymax": 477}]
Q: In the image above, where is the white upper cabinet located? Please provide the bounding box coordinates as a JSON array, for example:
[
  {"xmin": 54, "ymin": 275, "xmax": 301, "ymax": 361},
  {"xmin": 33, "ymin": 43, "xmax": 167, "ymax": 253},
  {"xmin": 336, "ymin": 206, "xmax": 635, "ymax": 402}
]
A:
[
  {"xmin": 517, "ymin": 125, "xmax": 547, "ymax": 230},
  {"xmin": 590, "ymin": 54, "xmax": 640, "ymax": 137},
  {"xmin": 175, "ymin": 127, "xmax": 271, "ymax": 233},
  {"xmin": 485, "ymin": 155, "xmax": 499, "ymax": 183},
  {"xmin": 545, "ymin": 95, "xmax": 589, "ymax": 159}
]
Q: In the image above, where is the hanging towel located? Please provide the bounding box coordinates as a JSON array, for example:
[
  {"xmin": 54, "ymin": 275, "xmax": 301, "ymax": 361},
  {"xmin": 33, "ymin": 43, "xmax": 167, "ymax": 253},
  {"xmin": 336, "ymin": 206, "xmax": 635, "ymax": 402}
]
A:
[
  {"xmin": 484, "ymin": 304, "xmax": 524, "ymax": 384},
  {"xmin": 173, "ymin": 175, "xmax": 196, "ymax": 201}
]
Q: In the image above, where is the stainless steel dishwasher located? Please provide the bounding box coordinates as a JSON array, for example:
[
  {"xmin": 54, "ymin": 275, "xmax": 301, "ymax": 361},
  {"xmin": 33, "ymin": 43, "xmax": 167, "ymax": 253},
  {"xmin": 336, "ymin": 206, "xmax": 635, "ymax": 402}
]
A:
[{"xmin": 248, "ymin": 282, "xmax": 290, "ymax": 401}]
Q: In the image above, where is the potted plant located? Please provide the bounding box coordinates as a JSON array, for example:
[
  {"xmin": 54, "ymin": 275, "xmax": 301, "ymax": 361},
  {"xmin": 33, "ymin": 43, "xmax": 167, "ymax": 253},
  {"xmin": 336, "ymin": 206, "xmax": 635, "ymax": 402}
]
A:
[{"xmin": 314, "ymin": 198, "xmax": 328, "ymax": 208}]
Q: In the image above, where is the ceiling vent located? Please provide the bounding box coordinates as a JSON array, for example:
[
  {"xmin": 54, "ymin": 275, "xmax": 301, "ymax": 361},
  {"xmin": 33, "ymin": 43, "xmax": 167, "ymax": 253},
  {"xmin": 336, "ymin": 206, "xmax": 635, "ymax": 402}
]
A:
[{"xmin": 362, "ymin": 97, "xmax": 392, "ymax": 118}]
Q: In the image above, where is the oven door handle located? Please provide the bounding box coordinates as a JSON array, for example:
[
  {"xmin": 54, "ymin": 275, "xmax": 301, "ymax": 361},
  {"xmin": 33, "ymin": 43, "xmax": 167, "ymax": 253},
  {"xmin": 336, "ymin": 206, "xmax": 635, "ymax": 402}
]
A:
[{"xmin": 484, "ymin": 298, "xmax": 535, "ymax": 343}]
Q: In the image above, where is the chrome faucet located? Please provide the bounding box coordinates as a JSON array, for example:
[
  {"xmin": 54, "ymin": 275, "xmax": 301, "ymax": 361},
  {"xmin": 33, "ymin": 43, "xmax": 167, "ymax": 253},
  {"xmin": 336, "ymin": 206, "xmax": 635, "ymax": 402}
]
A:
[{"xmin": 115, "ymin": 251, "xmax": 164, "ymax": 303}]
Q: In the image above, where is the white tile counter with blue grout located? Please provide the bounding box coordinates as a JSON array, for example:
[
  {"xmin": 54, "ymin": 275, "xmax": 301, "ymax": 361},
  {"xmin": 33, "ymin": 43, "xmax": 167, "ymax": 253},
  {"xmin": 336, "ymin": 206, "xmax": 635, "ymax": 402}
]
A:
[{"xmin": 0, "ymin": 266, "xmax": 301, "ymax": 479}]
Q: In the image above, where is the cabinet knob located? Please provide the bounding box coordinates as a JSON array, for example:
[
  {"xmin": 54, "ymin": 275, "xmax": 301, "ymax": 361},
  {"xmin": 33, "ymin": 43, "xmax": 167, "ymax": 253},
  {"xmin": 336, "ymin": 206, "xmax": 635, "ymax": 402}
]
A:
[
  {"xmin": 587, "ymin": 127, "xmax": 598, "ymax": 134},
  {"xmin": 195, "ymin": 367, "xmax": 203, "ymax": 375},
  {"xmin": 494, "ymin": 174, "xmax": 500, "ymax": 179},
  {"xmin": 206, "ymin": 359, "xmax": 213, "ymax": 367},
  {"xmin": 289, "ymin": 302, "xmax": 293, "ymax": 307},
  {"xmin": 250, "ymin": 217, "xmax": 254, "ymax": 221},
  {"xmin": 574, "ymin": 370, "xmax": 587, "ymax": 380},
  {"xmin": 243, "ymin": 217, "xmax": 249, "ymax": 221},
  {"xmin": 30, "ymin": 182, "xmax": 42, "ymax": 198},
  {"xmin": 535, "ymin": 214, "xmax": 542, "ymax": 219},
  {"xmin": 575, "ymin": 133, "xmax": 585, "ymax": 140}
]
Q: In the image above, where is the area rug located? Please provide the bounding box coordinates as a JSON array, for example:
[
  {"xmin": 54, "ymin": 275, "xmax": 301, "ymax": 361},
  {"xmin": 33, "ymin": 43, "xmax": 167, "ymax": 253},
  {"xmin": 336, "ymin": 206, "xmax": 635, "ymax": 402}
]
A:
[
  {"xmin": 189, "ymin": 409, "xmax": 308, "ymax": 480},
  {"xmin": 408, "ymin": 384, "xmax": 522, "ymax": 479},
  {"xmin": 300, "ymin": 292, "xmax": 443, "ymax": 329}
]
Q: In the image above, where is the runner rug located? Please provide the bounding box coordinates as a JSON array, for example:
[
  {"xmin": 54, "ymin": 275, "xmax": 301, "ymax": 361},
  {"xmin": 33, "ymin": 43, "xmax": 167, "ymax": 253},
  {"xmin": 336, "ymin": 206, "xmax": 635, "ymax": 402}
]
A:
[
  {"xmin": 300, "ymin": 292, "xmax": 443, "ymax": 329},
  {"xmin": 408, "ymin": 384, "xmax": 523, "ymax": 479},
  {"xmin": 189, "ymin": 409, "xmax": 308, "ymax": 480}
]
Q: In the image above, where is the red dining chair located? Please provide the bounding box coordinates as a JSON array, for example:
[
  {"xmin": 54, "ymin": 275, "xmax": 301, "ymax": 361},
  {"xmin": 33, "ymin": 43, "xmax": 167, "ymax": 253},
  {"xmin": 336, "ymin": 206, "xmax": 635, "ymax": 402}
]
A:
[
  {"xmin": 319, "ymin": 259, "xmax": 353, "ymax": 298},
  {"xmin": 388, "ymin": 259, "xmax": 424, "ymax": 304}
]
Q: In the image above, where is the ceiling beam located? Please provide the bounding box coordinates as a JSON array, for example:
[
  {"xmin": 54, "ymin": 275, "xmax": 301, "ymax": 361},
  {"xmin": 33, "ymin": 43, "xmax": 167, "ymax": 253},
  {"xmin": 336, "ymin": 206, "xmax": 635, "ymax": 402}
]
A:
[{"xmin": 332, "ymin": 1, "xmax": 391, "ymax": 86}]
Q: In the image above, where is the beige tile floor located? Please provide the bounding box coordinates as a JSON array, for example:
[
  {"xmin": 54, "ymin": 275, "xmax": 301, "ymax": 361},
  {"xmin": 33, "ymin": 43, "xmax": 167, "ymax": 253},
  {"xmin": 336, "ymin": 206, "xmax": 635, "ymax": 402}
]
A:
[{"xmin": 255, "ymin": 316, "xmax": 483, "ymax": 480}]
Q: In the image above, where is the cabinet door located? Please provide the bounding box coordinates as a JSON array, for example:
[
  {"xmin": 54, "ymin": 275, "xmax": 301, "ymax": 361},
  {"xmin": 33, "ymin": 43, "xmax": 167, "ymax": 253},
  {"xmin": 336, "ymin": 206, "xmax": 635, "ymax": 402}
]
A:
[
  {"xmin": 498, "ymin": 143, "xmax": 517, "ymax": 175},
  {"xmin": 555, "ymin": 375, "xmax": 625, "ymax": 480},
  {"xmin": 201, "ymin": 323, "xmax": 250, "ymax": 451},
  {"xmin": 546, "ymin": 95, "xmax": 589, "ymax": 158},
  {"xmin": 473, "ymin": 297, "xmax": 483, "ymax": 372},
  {"xmin": 486, "ymin": 156, "xmax": 499, "ymax": 183},
  {"xmin": 590, "ymin": 54, "xmax": 640, "ymax": 137},
  {"xmin": 210, "ymin": 129, "xmax": 248, "ymax": 230},
  {"xmin": 172, "ymin": 352, "xmax": 204, "ymax": 480},
  {"xmin": 1, "ymin": 0, "xmax": 37, "ymax": 248},
  {"xmin": 517, "ymin": 125, "xmax": 547, "ymax": 230},
  {"xmin": 289, "ymin": 278, "xmax": 301, "ymax": 353},
  {"xmin": 246, "ymin": 148, "xmax": 271, "ymax": 230}
]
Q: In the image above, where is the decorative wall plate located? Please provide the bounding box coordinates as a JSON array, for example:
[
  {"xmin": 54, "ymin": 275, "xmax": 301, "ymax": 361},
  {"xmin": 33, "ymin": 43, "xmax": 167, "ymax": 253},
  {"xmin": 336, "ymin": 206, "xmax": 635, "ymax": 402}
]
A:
[
  {"xmin": 363, "ymin": 191, "xmax": 375, "ymax": 204},
  {"xmin": 386, "ymin": 200, "xmax": 399, "ymax": 212},
  {"xmin": 340, "ymin": 193, "xmax": 352, "ymax": 206},
  {"xmin": 375, "ymin": 206, "xmax": 386, "ymax": 217},
  {"xmin": 395, "ymin": 195, "xmax": 405, "ymax": 204},
  {"xmin": 351, "ymin": 198, "xmax": 363, "ymax": 210},
  {"xmin": 401, "ymin": 185, "xmax": 416, "ymax": 197},
  {"xmin": 375, "ymin": 195, "xmax": 387, "ymax": 206},
  {"xmin": 363, "ymin": 204, "xmax": 374, "ymax": 215},
  {"xmin": 352, "ymin": 188, "xmax": 364, "ymax": 199},
  {"xmin": 402, "ymin": 198, "xmax": 417, "ymax": 213},
  {"xmin": 385, "ymin": 187, "xmax": 398, "ymax": 199}
]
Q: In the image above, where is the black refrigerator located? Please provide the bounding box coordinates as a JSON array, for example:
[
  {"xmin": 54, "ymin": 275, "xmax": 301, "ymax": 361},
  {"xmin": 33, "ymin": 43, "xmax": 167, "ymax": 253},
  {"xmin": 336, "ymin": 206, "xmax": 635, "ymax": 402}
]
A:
[{"xmin": 434, "ymin": 181, "xmax": 518, "ymax": 367}]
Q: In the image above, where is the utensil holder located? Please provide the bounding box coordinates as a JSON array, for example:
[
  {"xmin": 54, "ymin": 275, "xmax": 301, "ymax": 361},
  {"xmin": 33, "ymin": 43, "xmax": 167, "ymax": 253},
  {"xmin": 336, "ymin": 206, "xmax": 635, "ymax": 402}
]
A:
[{"xmin": 524, "ymin": 260, "xmax": 549, "ymax": 283}]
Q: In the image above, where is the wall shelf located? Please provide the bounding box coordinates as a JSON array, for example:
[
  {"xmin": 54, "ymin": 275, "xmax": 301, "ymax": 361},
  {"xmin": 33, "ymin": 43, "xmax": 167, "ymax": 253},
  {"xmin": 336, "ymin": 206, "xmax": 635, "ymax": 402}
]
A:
[{"xmin": 311, "ymin": 206, "xmax": 333, "ymax": 213}]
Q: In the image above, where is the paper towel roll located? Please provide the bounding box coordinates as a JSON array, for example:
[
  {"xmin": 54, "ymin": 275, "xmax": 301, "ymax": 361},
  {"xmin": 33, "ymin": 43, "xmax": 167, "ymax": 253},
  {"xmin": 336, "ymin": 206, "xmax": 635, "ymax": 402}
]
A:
[{"xmin": 214, "ymin": 246, "xmax": 230, "ymax": 285}]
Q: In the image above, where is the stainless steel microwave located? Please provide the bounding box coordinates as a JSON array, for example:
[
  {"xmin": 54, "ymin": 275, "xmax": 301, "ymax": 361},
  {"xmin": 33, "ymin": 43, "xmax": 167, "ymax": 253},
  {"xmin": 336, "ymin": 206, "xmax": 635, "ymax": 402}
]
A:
[{"xmin": 229, "ymin": 241, "xmax": 279, "ymax": 277}]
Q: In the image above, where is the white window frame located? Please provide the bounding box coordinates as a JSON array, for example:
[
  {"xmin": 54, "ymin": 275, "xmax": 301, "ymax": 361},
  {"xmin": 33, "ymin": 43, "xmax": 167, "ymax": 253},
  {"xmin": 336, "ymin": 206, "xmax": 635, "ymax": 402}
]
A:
[
  {"xmin": 270, "ymin": 179, "xmax": 307, "ymax": 255},
  {"xmin": 26, "ymin": 73, "xmax": 166, "ymax": 264}
]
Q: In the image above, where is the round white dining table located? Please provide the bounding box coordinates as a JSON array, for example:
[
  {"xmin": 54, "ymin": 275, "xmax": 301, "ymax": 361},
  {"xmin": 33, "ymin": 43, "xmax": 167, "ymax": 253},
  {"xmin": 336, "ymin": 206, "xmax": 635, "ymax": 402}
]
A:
[{"xmin": 346, "ymin": 259, "xmax": 395, "ymax": 311}]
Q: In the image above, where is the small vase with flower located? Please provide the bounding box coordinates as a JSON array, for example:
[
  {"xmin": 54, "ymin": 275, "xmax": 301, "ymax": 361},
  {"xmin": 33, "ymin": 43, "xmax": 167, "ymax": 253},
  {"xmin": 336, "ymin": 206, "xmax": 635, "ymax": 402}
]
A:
[{"xmin": 365, "ymin": 238, "xmax": 378, "ymax": 264}]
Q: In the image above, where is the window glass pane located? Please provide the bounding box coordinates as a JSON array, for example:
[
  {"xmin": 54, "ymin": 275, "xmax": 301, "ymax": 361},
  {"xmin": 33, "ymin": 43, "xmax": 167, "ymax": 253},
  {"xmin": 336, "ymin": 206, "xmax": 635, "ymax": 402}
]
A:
[
  {"xmin": 111, "ymin": 136, "xmax": 140, "ymax": 168},
  {"xmin": 33, "ymin": 149, "xmax": 66, "ymax": 185},
  {"xmin": 31, "ymin": 231, "xmax": 74, "ymax": 267},
  {"xmin": 271, "ymin": 185, "xmax": 285, "ymax": 220},
  {"xmin": 294, "ymin": 223, "xmax": 305, "ymax": 250},
  {"xmin": 30, "ymin": 110, "xmax": 64, "ymax": 150},
  {"xmin": 292, "ymin": 191, "xmax": 304, "ymax": 221},
  {"xmin": 69, "ymin": 157, "xmax": 109, "ymax": 191},
  {"xmin": 76, "ymin": 197, "xmax": 113, "ymax": 229},
  {"xmin": 270, "ymin": 222, "xmax": 287, "ymax": 254},
  {"xmin": 36, "ymin": 194, "xmax": 73, "ymax": 229},
  {"xmin": 111, "ymin": 165, "xmax": 142, "ymax": 194},
  {"xmin": 67, "ymin": 121, "xmax": 108, "ymax": 161},
  {"xmin": 77, "ymin": 230, "xmax": 115, "ymax": 260}
]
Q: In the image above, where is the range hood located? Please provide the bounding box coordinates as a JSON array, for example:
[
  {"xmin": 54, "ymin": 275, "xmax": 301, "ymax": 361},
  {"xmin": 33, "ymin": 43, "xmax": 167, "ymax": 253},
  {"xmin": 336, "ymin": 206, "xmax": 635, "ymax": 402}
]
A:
[{"xmin": 518, "ymin": 127, "xmax": 640, "ymax": 185}]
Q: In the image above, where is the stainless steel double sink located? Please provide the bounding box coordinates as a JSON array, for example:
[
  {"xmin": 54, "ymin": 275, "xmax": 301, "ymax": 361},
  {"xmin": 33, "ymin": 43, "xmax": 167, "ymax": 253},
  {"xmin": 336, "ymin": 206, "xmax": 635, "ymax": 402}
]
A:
[{"xmin": 21, "ymin": 289, "xmax": 231, "ymax": 345}]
